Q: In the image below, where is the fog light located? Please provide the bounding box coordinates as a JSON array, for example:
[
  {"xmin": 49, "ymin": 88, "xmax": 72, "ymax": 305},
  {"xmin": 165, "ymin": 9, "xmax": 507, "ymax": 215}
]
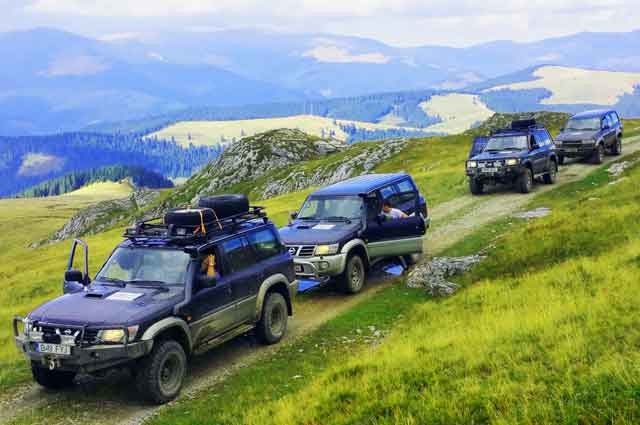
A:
[{"xmin": 318, "ymin": 262, "xmax": 330, "ymax": 270}]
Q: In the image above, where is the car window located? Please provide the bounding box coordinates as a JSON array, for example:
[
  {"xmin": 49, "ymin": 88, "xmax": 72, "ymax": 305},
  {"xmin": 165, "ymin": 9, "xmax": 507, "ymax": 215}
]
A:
[
  {"xmin": 247, "ymin": 228, "xmax": 281, "ymax": 260},
  {"xmin": 380, "ymin": 185, "xmax": 396, "ymax": 199},
  {"xmin": 609, "ymin": 113, "xmax": 619, "ymax": 125},
  {"xmin": 535, "ymin": 130, "xmax": 551, "ymax": 146},
  {"xmin": 602, "ymin": 115, "xmax": 612, "ymax": 128},
  {"xmin": 222, "ymin": 237, "xmax": 254, "ymax": 273},
  {"xmin": 396, "ymin": 179, "xmax": 414, "ymax": 193}
]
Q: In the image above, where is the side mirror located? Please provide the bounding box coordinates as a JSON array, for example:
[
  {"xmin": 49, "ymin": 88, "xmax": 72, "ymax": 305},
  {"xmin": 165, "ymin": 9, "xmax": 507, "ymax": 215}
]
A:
[
  {"xmin": 531, "ymin": 143, "xmax": 539, "ymax": 151},
  {"xmin": 65, "ymin": 269, "xmax": 84, "ymax": 283},
  {"xmin": 290, "ymin": 211, "xmax": 298, "ymax": 220}
]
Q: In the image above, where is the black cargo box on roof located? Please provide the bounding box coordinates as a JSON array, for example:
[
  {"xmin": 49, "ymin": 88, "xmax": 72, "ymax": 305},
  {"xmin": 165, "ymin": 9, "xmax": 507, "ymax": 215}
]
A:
[{"xmin": 511, "ymin": 119, "xmax": 537, "ymax": 130}]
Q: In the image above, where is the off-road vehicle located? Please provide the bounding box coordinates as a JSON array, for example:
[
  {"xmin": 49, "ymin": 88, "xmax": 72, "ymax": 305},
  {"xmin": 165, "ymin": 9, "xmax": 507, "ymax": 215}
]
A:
[
  {"xmin": 13, "ymin": 195, "xmax": 297, "ymax": 404},
  {"xmin": 279, "ymin": 173, "xmax": 429, "ymax": 294},
  {"xmin": 555, "ymin": 109, "xmax": 623, "ymax": 164},
  {"xmin": 466, "ymin": 119, "xmax": 558, "ymax": 194}
]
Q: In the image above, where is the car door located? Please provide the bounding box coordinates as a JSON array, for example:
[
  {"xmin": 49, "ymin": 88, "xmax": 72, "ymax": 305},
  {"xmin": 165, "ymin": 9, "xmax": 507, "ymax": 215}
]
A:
[
  {"xmin": 531, "ymin": 131, "xmax": 548, "ymax": 174},
  {"xmin": 220, "ymin": 236, "xmax": 262, "ymax": 326},
  {"xmin": 188, "ymin": 246, "xmax": 235, "ymax": 346},
  {"xmin": 364, "ymin": 187, "xmax": 426, "ymax": 259}
]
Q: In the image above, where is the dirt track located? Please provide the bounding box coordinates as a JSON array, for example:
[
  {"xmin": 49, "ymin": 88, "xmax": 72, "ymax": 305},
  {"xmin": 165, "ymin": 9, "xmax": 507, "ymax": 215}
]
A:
[{"xmin": 2, "ymin": 136, "xmax": 639, "ymax": 425}]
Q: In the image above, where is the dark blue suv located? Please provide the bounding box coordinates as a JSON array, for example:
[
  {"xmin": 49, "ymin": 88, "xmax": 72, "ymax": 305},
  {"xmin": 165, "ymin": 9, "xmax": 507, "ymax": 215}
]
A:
[
  {"xmin": 555, "ymin": 109, "xmax": 623, "ymax": 164},
  {"xmin": 466, "ymin": 119, "xmax": 558, "ymax": 194},
  {"xmin": 279, "ymin": 173, "xmax": 429, "ymax": 294},
  {"xmin": 13, "ymin": 196, "xmax": 297, "ymax": 404}
]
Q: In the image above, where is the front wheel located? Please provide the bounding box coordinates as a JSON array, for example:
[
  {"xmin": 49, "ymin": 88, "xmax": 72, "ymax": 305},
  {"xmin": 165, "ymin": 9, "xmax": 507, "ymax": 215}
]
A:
[
  {"xmin": 340, "ymin": 254, "xmax": 366, "ymax": 294},
  {"xmin": 612, "ymin": 137, "xmax": 622, "ymax": 155},
  {"xmin": 517, "ymin": 168, "xmax": 533, "ymax": 194},
  {"xmin": 257, "ymin": 291, "xmax": 288, "ymax": 345},
  {"xmin": 543, "ymin": 160, "xmax": 558, "ymax": 184},
  {"xmin": 592, "ymin": 144, "xmax": 604, "ymax": 164},
  {"xmin": 136, "ymin": 339, "xmax": 187, "ymax": 404},
  {"xmin": 32, "ymin": 363, "xmax": 76, "ymax": 390},
  {"xmin": 469, "ymin": 178, "xmax": 483, "ymax": 195}
]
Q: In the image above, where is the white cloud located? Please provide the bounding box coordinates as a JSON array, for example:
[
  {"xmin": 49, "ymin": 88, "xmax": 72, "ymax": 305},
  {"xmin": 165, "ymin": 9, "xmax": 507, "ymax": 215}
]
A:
[{"xmin": 303, "ymin": 45, "xmax": 390, "ymax": 64}]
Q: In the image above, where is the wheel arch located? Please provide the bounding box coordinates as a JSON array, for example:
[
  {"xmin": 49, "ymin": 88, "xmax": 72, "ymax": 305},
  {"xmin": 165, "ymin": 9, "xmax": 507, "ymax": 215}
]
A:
[
  {"xmin": 255, "ymin": 274, "xmax": 293, "ymax": 321},
  {"xmin": 141, "ymin": 317, "xmax": 192, "ymax": 355},
  {"xmin": 340, "ymin": 239, "xmax": 369, "ymax": 269}
]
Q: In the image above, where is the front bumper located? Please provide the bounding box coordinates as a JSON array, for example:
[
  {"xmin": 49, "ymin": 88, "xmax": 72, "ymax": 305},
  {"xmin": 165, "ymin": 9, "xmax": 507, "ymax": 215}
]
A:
[
  {"xmin": 466, "ymin": 165, "xmax": 523, "ymax": 181},
  {"xmin": 556, "ymin": 144, "xmax": 595, "ymax": 157},
  {"xmin": 13, "ymin": 318, "xmax": 152, "ymax": 373},
  {"xmin": 293, "ymin": 253, "xmax": 347, "ymax": 279}
]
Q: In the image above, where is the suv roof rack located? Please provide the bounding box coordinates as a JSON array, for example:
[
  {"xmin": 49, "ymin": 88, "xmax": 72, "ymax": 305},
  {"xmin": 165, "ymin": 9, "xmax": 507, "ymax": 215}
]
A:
[
  {"xmin": 491, "ymin": 118, "xmax": 545, "ymax": 135},
  {"xmin": 123, "ymin": 206, "xmax": 268, "ymax": 245}
]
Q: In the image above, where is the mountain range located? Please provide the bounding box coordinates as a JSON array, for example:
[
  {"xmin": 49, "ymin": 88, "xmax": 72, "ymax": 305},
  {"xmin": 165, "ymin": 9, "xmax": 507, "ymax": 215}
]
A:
[{"xmin": 1, "ymin": 27, "xmax": 640, "ymax": 135}]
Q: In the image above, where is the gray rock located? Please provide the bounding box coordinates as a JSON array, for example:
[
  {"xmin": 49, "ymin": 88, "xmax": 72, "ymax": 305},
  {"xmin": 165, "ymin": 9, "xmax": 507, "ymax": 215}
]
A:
[
  {"xmin": 406, "ymin": 255, "xmax": 485, "ymax": 297},
  {"xmin": 513, "ymin": 207, "xmax": 551, "ymax": 219}
]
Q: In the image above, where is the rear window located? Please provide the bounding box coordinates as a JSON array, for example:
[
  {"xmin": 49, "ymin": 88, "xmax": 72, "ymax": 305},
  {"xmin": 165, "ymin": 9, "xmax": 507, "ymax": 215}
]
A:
[
  {"xmin": 247, "ymin": 228, "xmax": 281, "ymax": 260},
  {"xmin": 396, "ymin": 180, "xmax": 415, "ymax": 193}
]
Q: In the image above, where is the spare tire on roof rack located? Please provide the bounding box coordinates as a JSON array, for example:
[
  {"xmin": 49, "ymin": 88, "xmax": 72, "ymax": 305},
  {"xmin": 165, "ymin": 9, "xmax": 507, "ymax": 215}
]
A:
[
  {"xmin": 164, "ymin": 208, "xmax": 217, "ymax": 228},
  {"xmin": 198, "ymin": 194, "xmax": 249, "ymax": 219}
]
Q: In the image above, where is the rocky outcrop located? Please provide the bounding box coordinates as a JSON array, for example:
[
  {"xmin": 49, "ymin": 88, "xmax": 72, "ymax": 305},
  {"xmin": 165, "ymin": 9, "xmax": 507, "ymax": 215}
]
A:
[
  {"xmin": 261, "ymin": 138, "xmax": 408, "ymax": 199},
  {"xmin": 406, "ymin": 255, "xmax": 485, "ymax": 297},
  {"xmin": 177, "ymin": 129, "xmax": 344, "ymax": 204},
  {"xmin": 38, "ymin": 189, "xmax": 160, "ymax": 246}
]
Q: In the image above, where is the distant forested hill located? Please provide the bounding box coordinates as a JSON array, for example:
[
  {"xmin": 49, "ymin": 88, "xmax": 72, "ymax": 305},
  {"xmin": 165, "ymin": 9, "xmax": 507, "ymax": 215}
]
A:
[
  {"xmin": 0, "ymin": 132, "xmax": 220, "ymax": 197},
  {"xmin": 18, "ymin": 165, "xmax": 174, "ymax": 198}
]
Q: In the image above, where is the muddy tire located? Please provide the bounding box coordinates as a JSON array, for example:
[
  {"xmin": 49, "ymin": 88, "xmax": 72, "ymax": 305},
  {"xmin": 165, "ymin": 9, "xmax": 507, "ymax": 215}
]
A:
[
  {"xmin": 543, "ymin": 160, "xmax": 558, "ymax": 184},
  {"xmin": 592, "ymin": 144, "xmax": 604, "ymax": 164},
  {"xmin": 469, "ymin": 178, "xmax": 483, "ymax": 195},
  {"xmin": 340, "ymin": 254, "xmax": 366, "ymax": 294},
  {"xmin": 612, "ymin": 137, "xmax": 622, "ymax": 156},
  {"xmin": 198, "ymin": 194, "xmax": 249, "ymax": 218},
  {"xmin": 31, "ymin": 363, "xmax": 76, "ymax": 389},
  {"xmin": 257, "ymin": 292, "xmax": 288, "ymax": 345},
  {"xmin": 136, "ymin": 339, "xmax": 187, "ymax": 404},
  {"xmin": 517, "ymin": 168, "xmax": 533, "ymax": 194}
]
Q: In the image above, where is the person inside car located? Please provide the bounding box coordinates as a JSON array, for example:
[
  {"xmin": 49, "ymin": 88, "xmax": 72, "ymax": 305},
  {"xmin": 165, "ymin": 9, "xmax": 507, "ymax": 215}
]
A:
[
  {"xmin": 381, "ymin": 200, "xmax": 408, "ymax": 220},
  {"xmin": 200, "ymin": 254, "xmax": 220, "ymax": 280}
]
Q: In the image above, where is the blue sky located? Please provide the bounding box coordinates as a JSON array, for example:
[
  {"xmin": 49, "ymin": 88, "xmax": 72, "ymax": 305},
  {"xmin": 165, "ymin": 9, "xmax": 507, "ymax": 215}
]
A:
[{"xmin": 2, "ymin": 0, "xmax": 639, "ymax": 47}]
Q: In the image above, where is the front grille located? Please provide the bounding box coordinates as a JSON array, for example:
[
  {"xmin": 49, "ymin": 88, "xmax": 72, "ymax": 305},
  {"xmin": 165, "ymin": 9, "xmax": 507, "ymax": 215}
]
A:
[
  {"xmin": 32, "ymin": 324, "xmax": 98, "ymax": 345},
  {"xmin": 479, "ymin": 160, "xmax": 505, "ymax": 167},
  {"xmin": 287, "ymin": 245, "xmax": 316, "ymax": 257},
  {"xmin": 561, "ymin": 141, "xmax": 584, "ymax": 148}
]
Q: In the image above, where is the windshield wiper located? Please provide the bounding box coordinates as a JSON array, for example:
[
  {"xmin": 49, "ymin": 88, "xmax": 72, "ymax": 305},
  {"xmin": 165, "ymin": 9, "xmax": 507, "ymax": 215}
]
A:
[
  {"xmin": 128, "ymin": 280, "xmax": 171, "ymax": 291},
  {"xmin": 325, "ymin": 216, "xmax": 352, "ymax": 222},
  {"xmin": 98, "ymin": 277, "xmax": 127, "ymax": 287},
  {"xmin": 298, "ymin": 216, "xmax": 316, "ymax": 220}
]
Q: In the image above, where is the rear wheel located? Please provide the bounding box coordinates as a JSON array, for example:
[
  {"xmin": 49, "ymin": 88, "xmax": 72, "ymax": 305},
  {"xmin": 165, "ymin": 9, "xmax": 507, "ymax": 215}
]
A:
[
  {"xmin": 612, "ymin": 137, "xmax": 622, "ymax": 155},
  {"xmin": 543, "ymin": 160, "xmax": 558, "ymax": 184},
  {"xmin": 31, "ymin": 363, "xmax": 76, "ymax": 390},
  {"xmin": 592, "ymin": 144, "xmax": 604, "ymax": 164},
  {"xmin": 340, "ymin": 254, "xmax": 366, "ymax": 294},
  {"xmin": 517, "ymin": 168, "xmax": 533, "ymax": 194},
  {"xmin": 257, "ymin": 292, "xmax": 288, "ymax": 345},
  {"xmin": 469, "ymin": 178, "xmax": 483, "ymax": 195},
  {"xmin": 136, "ymin": 339, "xmax": 187, "ymax": 404}
]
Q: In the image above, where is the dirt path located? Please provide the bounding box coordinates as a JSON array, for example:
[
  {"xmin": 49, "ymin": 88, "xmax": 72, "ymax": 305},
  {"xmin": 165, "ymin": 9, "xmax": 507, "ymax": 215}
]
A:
[{"xmin": 2, "ymin": 137, "xmax": 639, "ymax": 425}]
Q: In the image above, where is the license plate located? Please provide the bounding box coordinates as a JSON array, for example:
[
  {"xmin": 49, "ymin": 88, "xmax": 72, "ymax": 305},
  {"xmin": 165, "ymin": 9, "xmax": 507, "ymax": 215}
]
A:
[
  {"xmin": 565, "ymin": 148, "xmax": 578, "ymax": 153},
  {"xmin": 481, "ymin": 167, "xmax": 498, "ymax": 173},
  {"xmin": 294, "ymin": 264, "xmax": 303, "ymax": 273},
  {"xmin": 36, "ymin": 343, "xmax": 71, "ymax": 356}
]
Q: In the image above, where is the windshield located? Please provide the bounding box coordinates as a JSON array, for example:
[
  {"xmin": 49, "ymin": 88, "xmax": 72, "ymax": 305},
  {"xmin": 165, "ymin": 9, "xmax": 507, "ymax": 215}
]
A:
[
  {"xmin": 484, "ymin": 135, "xmax": 528, "ymax": 152},
  {"xmin": 95, "ymin": 247, "xmax": 191, "ymax": 286},
  {"xmin": 298, "ymin": 196, "xmax": 363, "ymax": 221},
  {"xmin": 565, "ymin": 117, "xmax": 600, "ymax": 131}
]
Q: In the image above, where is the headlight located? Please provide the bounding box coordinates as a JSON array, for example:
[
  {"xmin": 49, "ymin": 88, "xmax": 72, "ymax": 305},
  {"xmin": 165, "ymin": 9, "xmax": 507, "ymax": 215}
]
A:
[
  {"xmin": 315, "ymin": 244, "xmax": 340, "ymax": 256},
  {"xmin": 98, "ymin": 325, "xmax": 139, "ymax": 344},
  {"xmin": 505, "ymin": 158, "xmax": 519, "ymax": 166},
  {"xmin": 467, "ymin": 161, "xmax": 478, "ymax": 168}
]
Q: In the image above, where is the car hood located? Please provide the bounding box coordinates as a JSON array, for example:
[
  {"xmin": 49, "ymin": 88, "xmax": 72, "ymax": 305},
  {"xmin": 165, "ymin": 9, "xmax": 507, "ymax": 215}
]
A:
[
  {"xmin": 470, "ymin": 150, "xmax": 527, "ymax": 161},
  {"xmin": 556, "ymin": 130, "xmax": 598, "ymax": 142},
  {"xmin": 279, "ymin": 220, "xmax": 361, "ymax": 245},
  {"xmin": 28, "ymin": 284, "xmax": 184, "ymax": 327}
]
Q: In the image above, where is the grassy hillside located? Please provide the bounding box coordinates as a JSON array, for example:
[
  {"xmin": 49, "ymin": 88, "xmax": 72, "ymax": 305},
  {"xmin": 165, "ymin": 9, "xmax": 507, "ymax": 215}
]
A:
[{"xmin": 148, "ymin": 152, "xmax": 640, "ymax": 425}]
